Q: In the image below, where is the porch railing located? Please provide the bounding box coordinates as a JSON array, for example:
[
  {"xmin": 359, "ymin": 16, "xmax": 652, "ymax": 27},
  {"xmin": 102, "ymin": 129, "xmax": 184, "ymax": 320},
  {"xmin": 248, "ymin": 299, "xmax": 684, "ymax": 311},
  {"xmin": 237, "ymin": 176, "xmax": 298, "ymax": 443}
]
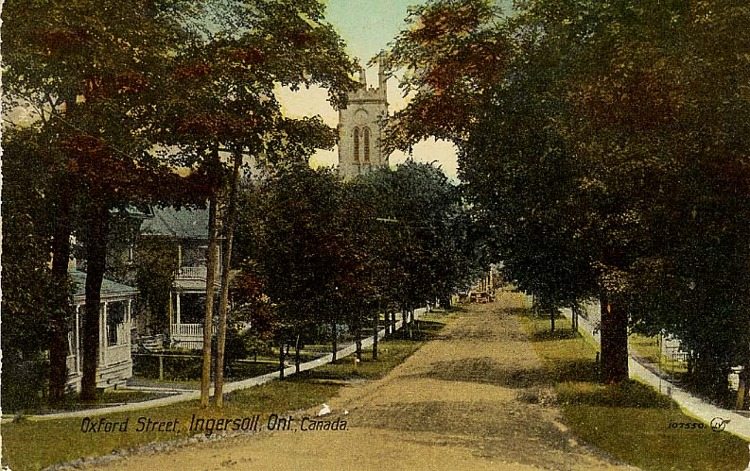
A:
[
  {"xmin": 170, "ymin": 323, "xmax": 218, "ymax": 349},
  {"xmin": 171, "ymin": 323, "xmax": 203, "ymax": 338},
  {"xmin": 175, "ymin": 266, "xmax": 207, "ymax": 280}
]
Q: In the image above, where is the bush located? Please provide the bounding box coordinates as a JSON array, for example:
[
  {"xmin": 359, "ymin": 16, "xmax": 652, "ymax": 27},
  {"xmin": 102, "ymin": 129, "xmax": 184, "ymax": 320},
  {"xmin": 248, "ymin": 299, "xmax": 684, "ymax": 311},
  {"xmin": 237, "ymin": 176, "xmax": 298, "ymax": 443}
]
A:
[{"xmin": 2, "ymin": 355, "xmax": 50, "ymax": 412}]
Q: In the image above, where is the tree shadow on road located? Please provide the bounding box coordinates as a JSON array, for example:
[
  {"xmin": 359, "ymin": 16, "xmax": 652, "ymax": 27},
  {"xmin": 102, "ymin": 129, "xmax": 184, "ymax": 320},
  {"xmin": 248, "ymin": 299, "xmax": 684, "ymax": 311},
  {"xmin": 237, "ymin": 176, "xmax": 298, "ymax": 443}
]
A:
[
  {"xmin": 411, "ymin": 357, "xmax": 599, "ymax": 388},
  {"xmin": 390, "ymin": 320, "xmax": 446, "ymax": 341}
]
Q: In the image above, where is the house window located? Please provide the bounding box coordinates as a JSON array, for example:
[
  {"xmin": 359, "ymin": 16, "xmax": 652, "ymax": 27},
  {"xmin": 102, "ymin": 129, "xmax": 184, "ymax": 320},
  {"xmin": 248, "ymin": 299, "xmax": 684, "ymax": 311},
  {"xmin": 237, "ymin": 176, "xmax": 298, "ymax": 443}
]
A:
[
  {"xmin": 67, "ymin": 317, "xmax": 77, "ymax": 356},
  {"xmin": 353, "ymin": 127, "xmax": 360, "ymax": 162},
  {"xmin": 363, "ymin": 127, "xmax": 371, "ymax": 162},
  {"xmin": 107, "ymin": 302, "xmax": 126, "ymax": 346}
]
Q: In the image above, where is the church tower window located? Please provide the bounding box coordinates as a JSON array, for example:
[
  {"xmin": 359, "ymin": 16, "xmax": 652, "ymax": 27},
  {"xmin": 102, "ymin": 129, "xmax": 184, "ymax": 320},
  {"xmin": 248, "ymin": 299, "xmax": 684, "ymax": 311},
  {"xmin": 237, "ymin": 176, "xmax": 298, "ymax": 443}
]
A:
[
  {"xmin": 363, "ymin": 127, "xmax": 371, "ymax": 162},
  {"xmin": 353, "ymin": 127, "xmax": 360, "ymax": 162}
]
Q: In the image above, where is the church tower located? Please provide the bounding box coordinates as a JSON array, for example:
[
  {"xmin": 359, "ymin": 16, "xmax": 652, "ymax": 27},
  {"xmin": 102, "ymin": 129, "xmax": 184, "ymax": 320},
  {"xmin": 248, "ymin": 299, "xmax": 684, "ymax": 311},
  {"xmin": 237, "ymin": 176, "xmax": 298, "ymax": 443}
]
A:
[{"xmin": 338, "ymin": 57, "xmax": 389, "ymax": 179}]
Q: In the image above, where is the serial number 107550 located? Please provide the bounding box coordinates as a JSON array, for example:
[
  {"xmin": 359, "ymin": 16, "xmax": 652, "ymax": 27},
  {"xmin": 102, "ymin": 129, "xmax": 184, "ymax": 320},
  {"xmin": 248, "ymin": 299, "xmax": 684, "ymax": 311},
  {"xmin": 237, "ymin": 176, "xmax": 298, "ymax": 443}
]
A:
[{"xmin": 668, "ymin": 422, "xmax": 705, "ymax": 429}]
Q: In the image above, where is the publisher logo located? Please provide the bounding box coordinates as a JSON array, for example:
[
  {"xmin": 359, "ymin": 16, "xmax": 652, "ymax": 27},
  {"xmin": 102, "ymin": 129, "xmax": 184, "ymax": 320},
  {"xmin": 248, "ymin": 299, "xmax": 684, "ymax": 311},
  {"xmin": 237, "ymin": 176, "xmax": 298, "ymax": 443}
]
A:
[{"xmin": 710, "ymin": 417, "xmax": 730, "ymax": 433}]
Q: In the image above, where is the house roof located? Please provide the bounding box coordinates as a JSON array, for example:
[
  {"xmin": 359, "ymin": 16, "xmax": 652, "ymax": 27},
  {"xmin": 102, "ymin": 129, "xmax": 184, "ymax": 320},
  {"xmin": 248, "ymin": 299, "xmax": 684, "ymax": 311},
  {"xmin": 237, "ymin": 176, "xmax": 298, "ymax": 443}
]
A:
[
  {"xmin": 140, "ymin": 206, "xmax": 209, "ymax": 240},
  {"xmin": 70, "ymin": 270, "xmax": 139, "ymax": 302},
  {"xmin": 111, "ymin": 205, "xmax": 152, "ymax": 219}
]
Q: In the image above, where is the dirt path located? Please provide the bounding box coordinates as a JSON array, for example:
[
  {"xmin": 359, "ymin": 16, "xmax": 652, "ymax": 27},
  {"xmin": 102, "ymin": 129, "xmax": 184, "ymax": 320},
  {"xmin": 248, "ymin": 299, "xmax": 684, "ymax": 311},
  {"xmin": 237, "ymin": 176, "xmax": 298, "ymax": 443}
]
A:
[{"xmin": 86, "ymin": 294, "xmax": 635, "ymax": 470}]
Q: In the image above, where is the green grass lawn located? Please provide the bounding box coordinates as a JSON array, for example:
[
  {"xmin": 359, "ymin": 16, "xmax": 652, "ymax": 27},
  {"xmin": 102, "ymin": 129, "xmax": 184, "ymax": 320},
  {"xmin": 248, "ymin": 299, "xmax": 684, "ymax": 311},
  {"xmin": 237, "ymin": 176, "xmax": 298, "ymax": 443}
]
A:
[
  {"xmin": 133, "ymin": 354, "xmax": 281, "ymax": 383},
  {"xmin": 522, "ymin": 313, "xmax": 749, "ymax": 471},
  {"xmin": 1, "ymin": 316, "xmax": 446, "ymax": 471},
  {"xmin": 5, "ymin": 389, "xmax": 172, "ymax": 416}
]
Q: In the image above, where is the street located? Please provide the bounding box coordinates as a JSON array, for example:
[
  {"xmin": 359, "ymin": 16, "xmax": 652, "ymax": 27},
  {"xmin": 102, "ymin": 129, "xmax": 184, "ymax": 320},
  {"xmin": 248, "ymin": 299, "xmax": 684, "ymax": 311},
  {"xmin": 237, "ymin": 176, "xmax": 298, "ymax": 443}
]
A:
[{"xmin": 86, "ymin": 294, "xmax": 634, "ymax": 471}]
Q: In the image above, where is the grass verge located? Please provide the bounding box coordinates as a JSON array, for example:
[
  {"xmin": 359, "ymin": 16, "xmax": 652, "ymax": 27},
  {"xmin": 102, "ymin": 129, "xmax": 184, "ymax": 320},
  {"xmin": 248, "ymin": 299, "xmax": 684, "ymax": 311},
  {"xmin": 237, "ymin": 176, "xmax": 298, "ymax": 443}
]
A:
[
  {"xmin": 5, "ymin": 390, "xmax": 172, "ymax": 416},
  {"xmin": 1, "ymin": 316, "xmax": 446, "ymax": 471},
  {"xmin": 521, "ymin": 313, "xmax": 749, "ymax": 471}
]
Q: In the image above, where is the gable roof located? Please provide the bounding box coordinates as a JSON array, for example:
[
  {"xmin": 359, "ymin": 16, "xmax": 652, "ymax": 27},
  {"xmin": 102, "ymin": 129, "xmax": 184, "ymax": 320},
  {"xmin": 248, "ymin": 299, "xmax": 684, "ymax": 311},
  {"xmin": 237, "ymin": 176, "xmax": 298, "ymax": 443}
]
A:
[
  {"xmin": 140, "ymin": 206, "xmax": 209, "ymax": 240},
  {"xmin": 70, "ymin": 270, "xmax": 138, "ymax": 302}
]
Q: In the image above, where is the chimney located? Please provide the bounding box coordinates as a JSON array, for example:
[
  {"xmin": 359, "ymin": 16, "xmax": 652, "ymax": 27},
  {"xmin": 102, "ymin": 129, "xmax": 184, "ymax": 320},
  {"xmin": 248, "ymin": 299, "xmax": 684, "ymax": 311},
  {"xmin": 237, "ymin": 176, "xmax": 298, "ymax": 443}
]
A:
[{"xmin": 358, "ymin": 66, "xmax": 367, "ymax": 88}]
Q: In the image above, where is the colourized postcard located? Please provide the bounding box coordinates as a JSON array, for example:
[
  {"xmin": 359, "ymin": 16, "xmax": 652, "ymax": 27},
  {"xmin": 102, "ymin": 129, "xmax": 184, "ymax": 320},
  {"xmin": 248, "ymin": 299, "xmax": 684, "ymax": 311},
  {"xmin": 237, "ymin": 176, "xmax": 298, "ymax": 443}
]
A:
[{"xmin": 3, "ymin": 1, "xmax": 750, "ymax": 469}]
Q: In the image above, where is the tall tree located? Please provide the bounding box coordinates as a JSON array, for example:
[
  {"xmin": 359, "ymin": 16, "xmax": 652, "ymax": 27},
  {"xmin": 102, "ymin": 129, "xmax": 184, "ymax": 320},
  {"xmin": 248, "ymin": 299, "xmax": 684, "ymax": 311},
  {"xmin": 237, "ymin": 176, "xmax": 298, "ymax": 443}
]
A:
[
  {"xmin": 242, "ymin": 163, "xmax": 349, "ymax": 376},
  {"xmin": 435, "ymin": 0, "xmax": 750, "ymax": 389},
  {"xmin": 1, "ymin": 127, "xmax": 69, "ymax": 409},
  {"xmin": 354, "ymin": 161, "xmax": 482, "ymax": 318},
  {"xmin": 2, "ymin": 0, "xmax": 203, "ymax": 401},
  {"xmin": 146, "ymin": 0, "xmax": 356, "ymax": 406}
]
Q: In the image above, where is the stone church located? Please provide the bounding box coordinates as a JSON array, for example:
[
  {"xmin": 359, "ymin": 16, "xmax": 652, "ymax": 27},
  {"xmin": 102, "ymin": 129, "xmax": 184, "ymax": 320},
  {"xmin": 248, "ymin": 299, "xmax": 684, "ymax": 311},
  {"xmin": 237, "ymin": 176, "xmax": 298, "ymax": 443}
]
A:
[{"xmin": 338, "ymin": 58, "xmax": 389, "ymax": 179}]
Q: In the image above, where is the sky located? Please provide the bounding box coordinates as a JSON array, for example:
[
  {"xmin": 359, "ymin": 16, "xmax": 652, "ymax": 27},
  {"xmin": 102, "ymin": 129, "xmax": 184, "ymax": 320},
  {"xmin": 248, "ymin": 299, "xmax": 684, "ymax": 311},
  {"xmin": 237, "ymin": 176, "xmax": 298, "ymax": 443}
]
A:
[{"xmin": 278, "ymin": 0, "xmax": 462, "ymax": 179}]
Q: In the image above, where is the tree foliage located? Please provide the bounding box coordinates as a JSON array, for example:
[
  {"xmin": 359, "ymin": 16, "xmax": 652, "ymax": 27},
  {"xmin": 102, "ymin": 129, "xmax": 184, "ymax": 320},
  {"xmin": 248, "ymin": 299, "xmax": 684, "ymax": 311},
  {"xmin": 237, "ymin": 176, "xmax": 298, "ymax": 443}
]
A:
[
  {"xmin": 382, "ymin": 0, "xmax": 510, "ymax": 152},
  {"xmin": 386, "ymin": 0, "xmax": 750, "ymax": 394},
  {"xmin": 1, "ymin": 127, "xmax": 70, "ymax": 409},
  {"xmin": 352, "ymin": 161, "xmax": 483, "ymax": 310}
]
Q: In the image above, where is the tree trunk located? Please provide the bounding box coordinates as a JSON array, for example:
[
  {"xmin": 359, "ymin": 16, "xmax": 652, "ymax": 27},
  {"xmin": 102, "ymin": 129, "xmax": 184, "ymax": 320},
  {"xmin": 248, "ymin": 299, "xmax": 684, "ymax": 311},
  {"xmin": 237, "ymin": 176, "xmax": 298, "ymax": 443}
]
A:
[
  {"xmin": 295, "ymin": 335, "xmax": 301, "ymax": 374},
  {"xmin": 214, "ymin": 149, "xmax": 242, "ymax": 408},
  {"xmin": 355, "ymin": 325, "xmax": 362, "ymax": 362},
  {"xmin": 80, "ymin": 202, "xmax": 110, "ymax": 401},
  {"xmin": 408, "ymin": 307, "xmax": 414, "ymax": 339},
  {"xmin": 599, "ymin": 295, "xmax": 629, "ymax": 383},
  {"xmin": 550, "ymin": 308, "xmax": 555, "ymax": 333},
  {"xmin": 331, "ymin": 320, "xmax": 338, "ymax": 362},
  {"xmin": 49, "ymin": 186, "xmax": 73, "ymax": 404},
  {"xmin": 736, "ymin": 365, "xmax": 749, "ymax": 410},
  {"xmin": 738, "ymin": 346, "xmax": 750, "ymax": 410},
  {"xmin": 279, "ymin": 340, "xmax": 286, "ymax": 379},
  {"xmin": 440, "ymin": 295, "xmax": 451, "ymax": 310},
  {"xmin": 200, "ymin": 183, "xmax": 220, "ymax": 407},
  {"xmin": 372, "ymin": 309, "xmax": 379, "ymax": 360}
]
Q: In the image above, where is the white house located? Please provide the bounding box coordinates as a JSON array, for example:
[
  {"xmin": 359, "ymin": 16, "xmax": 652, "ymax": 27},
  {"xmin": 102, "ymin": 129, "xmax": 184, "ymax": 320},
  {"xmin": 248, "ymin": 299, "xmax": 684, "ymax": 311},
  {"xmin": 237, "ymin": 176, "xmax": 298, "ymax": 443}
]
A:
[{"xmin": 66, "ymin": 270, "xmax": 137, "ymax": 391}]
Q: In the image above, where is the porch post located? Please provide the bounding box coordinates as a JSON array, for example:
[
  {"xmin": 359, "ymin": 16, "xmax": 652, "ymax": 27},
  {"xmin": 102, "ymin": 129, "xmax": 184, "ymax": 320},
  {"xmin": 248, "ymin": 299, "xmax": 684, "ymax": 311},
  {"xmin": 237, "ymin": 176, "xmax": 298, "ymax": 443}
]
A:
[
  {"xmin": 176, "ymin": 292, "xmax": 181, "ymax": 326},
  {"xmin": 168, "ymin": 291, "xmax": 173, "ymax": 327},
  {"xmin": 101, "ymin": 302, "xmax": 107, "ymax": 367},
  {"xmin": 75, "ymin": 305, "xmax": 81, "ymax": 373},
  {"xmin": 127, "ymin": 299, "xmax": 132, "ymax": 345}
]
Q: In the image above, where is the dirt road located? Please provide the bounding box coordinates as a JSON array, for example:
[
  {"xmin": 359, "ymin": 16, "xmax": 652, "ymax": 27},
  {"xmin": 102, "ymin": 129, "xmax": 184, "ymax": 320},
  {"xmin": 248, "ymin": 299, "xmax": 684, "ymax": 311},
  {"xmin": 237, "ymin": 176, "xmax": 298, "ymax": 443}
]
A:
[{"xmin": 86, "ymin": 294, "xmax": 634, "ymax": 470}]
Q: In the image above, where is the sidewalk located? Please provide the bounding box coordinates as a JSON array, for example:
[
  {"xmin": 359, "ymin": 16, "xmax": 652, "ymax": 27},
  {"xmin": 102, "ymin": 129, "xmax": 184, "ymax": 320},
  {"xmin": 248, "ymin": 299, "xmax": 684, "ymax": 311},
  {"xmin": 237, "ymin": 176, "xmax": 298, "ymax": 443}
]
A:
[
  {"xmin": 5, "ymin": 309, "xmax": 425, "ymax": 422},
  {"xmin": 562, "ymin": 309, "xmax": 750, "ymax": 442},
  {"xmin": 630, "ymin": 358, "xmax": 750, "ymax": 441}
]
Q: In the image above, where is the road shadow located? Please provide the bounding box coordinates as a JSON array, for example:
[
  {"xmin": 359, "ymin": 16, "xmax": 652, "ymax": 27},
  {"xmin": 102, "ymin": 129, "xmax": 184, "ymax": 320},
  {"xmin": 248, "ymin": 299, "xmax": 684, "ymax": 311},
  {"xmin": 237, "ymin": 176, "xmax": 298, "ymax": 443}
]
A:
[
  {"xmin": 354, "ymin": 400, "xmax": 572, "ymax": 467},
  {"xmin": 390, "ymin": 320, "xmax": 446, "ymax": 341},
  {"xmin": 411, "ymin": 357, "xmax": 599, "ymax": 388}
]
